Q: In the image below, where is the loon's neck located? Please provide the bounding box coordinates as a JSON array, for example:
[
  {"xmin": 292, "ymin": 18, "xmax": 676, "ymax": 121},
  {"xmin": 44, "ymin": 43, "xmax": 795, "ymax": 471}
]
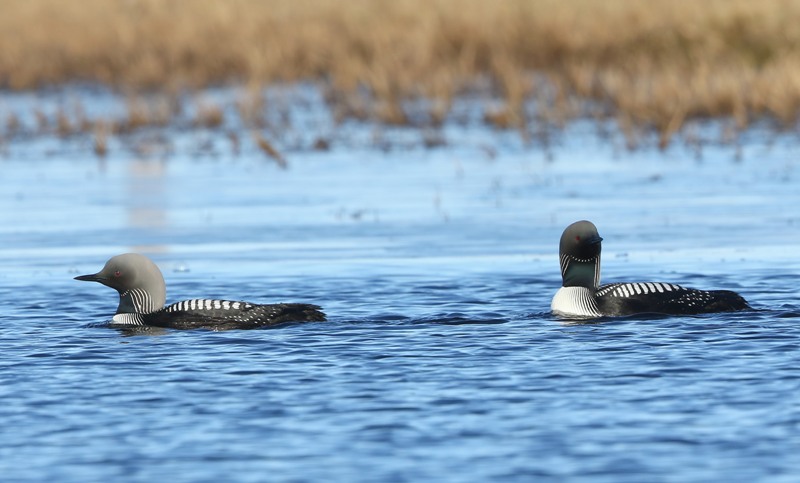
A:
[
  {"xmin": 117, "ymin": 288, "xmax": 162, "ymax": 315},
  {"xmin": 560, "ymin": 254, "xmax": 601, "ymax": 290}
]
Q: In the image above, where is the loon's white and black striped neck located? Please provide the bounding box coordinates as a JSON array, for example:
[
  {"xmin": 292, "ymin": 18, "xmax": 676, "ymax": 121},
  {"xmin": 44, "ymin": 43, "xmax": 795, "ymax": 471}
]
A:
[
  {"xmin": 559, "ymin": 253, "xmax": 601, "ymax": 290},
  {"xmin": 118, "ymin": 287, "xmax": 161, "ymax": 315},
  {"xmin": 551, "ymin": 220, "xmax": 751, "ymax": 318}
]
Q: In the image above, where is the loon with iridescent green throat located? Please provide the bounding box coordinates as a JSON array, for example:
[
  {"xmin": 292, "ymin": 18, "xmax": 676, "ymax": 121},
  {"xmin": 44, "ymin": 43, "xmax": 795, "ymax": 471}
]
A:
[
  {"xmin": 551, "ymin": 220, "xmax": 750, "ymax": 318},
  {"xmin": 76, "ymin": 253, "xmax": 325, "ymax": 330}
]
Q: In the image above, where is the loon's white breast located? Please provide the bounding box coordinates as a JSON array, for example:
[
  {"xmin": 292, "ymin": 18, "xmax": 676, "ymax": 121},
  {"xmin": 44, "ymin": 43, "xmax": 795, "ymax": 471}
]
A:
[
  {"xmin": 551, "ymin": 287, "xmax": 601, "ymax": 318},
  {"xmin": 111, "ymin": 313, "xmax": 145, "ymax": 326}
]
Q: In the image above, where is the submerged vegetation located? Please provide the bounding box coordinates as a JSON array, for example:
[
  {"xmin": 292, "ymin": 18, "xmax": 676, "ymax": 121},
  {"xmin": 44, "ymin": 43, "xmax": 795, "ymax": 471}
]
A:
[{"xmin": 2, "ymin": 0, "xmax": 800, "ymax": 154}]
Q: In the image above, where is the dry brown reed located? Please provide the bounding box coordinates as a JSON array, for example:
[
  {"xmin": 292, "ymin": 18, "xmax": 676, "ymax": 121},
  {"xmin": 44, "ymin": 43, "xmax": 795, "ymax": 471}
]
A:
[
  {"xmin": 2, "ymin": 0, "xmax": 800, "ymax": 145},
  {"xmin": 55, "ymin": 107, "xmax": 72, "ymax": 137},
  {"xmin": 254, "ymin": 133, "xmax": 288, "ymax": 168},
  {"xmin": 5, "ymin": 112, "xmax": 21, "ymax": 136},
  {"xmin": 194, "ymin": 100, "xmax": 225, "ymax": 129},
  {"xmin": 93, "ymin": 122, "xmax": 109, "ymax": 158}
]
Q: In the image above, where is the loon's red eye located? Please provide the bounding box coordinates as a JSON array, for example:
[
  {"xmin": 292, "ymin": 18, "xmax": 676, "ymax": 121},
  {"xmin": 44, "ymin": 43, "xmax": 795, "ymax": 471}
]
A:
[
  {"xmin": 114, "ymin": 270, "xmax": 121, "ymax": 277},
  {"xmin": 575, "ymin": 235, "xmax": 581, "ymax": 242}
]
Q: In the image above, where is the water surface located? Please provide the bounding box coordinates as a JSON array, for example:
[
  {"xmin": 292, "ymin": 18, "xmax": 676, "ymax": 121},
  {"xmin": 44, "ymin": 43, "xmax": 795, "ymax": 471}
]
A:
[{"xmin": 1, "ymin": 102, "xmax": 800, "ymax": 481}]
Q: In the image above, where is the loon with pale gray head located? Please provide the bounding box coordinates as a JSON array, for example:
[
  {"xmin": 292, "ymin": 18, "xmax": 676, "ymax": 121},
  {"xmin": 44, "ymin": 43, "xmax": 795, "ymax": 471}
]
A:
[
  {"xmin": 75, "ymin": 253, "xmax": 325, "ymax": 330},
  {"xmin": 551, "ymin": 220, "xmax": 750, "ymax": 318}
]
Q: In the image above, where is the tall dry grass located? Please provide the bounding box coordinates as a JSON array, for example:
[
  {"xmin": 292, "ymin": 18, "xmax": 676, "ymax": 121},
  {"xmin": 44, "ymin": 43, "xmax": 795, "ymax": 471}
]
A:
[{"xmin": 2, "ymin": 0, "xmax": 800, "ymax": 146}]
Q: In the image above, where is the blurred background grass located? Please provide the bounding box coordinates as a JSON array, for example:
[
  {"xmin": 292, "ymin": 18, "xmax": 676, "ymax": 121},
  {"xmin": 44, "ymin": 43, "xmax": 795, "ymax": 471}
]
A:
[{"xmin": 2, "ymin": 0, "xmax": 800, "ymax": 147}]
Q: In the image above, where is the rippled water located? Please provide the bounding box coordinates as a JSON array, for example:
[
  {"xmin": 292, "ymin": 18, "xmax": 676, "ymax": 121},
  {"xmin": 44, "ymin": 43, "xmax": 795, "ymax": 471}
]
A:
[{"xmin": 2, "ymin": 106, "xmax": 800, "ymax": 481}]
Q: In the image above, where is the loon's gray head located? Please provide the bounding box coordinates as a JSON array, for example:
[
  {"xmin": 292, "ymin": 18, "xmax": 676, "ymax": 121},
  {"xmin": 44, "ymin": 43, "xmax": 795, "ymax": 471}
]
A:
[
  {"xmin": 558, "ymin": 220, "xmax": 603, "ymax": 289},
  {"xmin": 75, "ymin": 253, "xmax": 166, "ymax": 314}
]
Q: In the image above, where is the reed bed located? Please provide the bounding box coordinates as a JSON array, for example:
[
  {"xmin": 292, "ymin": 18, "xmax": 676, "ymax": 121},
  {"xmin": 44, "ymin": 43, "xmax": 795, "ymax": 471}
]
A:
[{"xmin": 2, "ymin": 0, "xmax": 800, "ymax": 150}]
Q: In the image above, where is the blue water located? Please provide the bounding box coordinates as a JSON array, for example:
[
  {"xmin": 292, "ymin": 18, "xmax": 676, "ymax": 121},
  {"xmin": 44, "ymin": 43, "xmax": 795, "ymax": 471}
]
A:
[{"xmin": 2, "ymin": 94, "xmax": 800, "ymax": 481}]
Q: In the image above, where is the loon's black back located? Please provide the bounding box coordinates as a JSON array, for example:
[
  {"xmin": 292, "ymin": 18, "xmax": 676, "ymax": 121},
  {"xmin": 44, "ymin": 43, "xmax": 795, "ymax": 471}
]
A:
[
  {"xmin": 143, "ymin": 300, "xmax": 326, "ymax": 330},
  {"xmin": 595, "ymin": 282, "xmax": 750, "ymax": 317}
]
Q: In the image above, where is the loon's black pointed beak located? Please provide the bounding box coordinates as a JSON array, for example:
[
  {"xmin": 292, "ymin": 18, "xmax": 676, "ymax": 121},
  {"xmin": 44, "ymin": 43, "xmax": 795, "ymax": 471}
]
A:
[
  {"xmin": 75, "ymin": 273, "xmax": 102, "ymax": 282},
  {"xmin": 589, "ymin": 235, "xmax": 603, "ymax": 245}
]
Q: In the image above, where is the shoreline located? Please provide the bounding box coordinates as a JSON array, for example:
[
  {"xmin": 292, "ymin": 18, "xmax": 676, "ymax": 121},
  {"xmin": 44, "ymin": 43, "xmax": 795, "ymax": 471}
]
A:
[{"xmin": 1, "ymin": 82, "xmax": 782, "ymax": 161}]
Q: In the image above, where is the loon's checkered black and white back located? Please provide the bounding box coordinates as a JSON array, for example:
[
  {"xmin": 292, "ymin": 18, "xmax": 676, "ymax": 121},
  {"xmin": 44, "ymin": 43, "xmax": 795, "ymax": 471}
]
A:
[
  {"xmin": 76, "ymin": 253, "xmax": 325, "ymax": 330},
  {"xmin": 594, "ymin": 282, "xmax": 748, "ymax": 317},
  {"xmin": 551, "ymin": 221, "xmax": 750, "ymax": 318}
]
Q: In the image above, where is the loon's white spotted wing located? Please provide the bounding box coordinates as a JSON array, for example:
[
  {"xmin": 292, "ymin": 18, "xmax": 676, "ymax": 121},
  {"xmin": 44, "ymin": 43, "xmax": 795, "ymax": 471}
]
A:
[
  {"xmin": 163, "ymin": 299, "xmax": 253, "ymax": 313},
  {"xmin": 596, "ymin": 282, "xmax": 684, "ymax": 298}
]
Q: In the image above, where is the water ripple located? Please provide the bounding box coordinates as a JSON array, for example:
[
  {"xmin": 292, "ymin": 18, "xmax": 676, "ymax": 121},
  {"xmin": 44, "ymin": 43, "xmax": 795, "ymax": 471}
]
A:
[{"xmin": 3, "ymin": 141, "xmax": 800, "ymax": 481}]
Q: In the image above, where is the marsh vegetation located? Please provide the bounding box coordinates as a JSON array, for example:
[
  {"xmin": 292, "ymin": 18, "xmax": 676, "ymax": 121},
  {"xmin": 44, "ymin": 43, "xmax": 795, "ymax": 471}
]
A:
[{"xmin": 2, "ymin": 0, "xmax": 800, "ymax": 153}]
